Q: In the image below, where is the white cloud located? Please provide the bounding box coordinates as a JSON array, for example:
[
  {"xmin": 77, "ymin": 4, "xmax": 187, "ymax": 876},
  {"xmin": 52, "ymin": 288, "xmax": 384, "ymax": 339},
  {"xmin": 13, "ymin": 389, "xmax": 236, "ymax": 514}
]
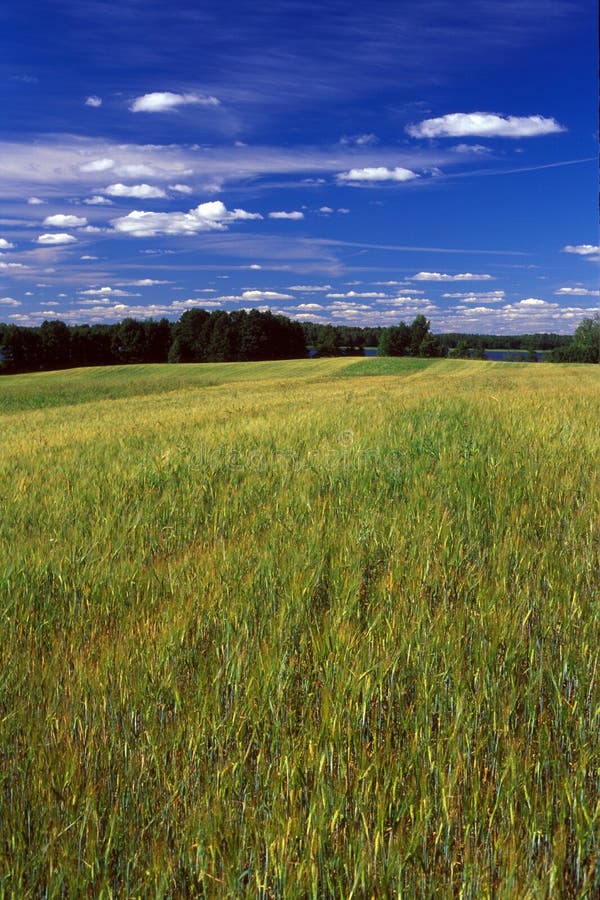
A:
[
  {"xmin": 80, "ymin": 158, "xmax": 115, "ymax": 173},
  {"xmin": 562, "ymin": 244, "xmax": 600, "ymax": 258},
  {"xmin": 555, "ymin": 286, "xmax": 600, "ymax": 296},
  {"xmin": 36, "ymin": 233, "xmax": 76, "ymax": 245},
  {"xmin": 129, "ymin": 91, "xmax": 220, "ymax": 113},
  {"xmin": 112, "ymin": 200, "xmax": 262, "ymax": 237},
  {"xmin": 0, "ymin": 296, "xmax": 21, "ymax": 306},
  {"xmin": 116, "ymin": 164, "xmax": 157, "ymax": 178},
  {"xmin": 411, "ymin": 272, "xmax": 494, "ymax": 282},
  {"xmin": 43, "ymin": 214, "xmax": 88, "ymax": 227},
  {"xmin": 0, "ymin": 261, "xmax": 27, "ymax": 269},
  {"xmin": 80, "ymin": 286, "xmax": 135, "ymax": 297},
  {"xmin": 442, "ymin": 290, "xmax": 505, "ymax": 302},
  {"xmin": 268, "ymin": 210, "xmax": 304, "ymax": 220},
  {"xmin": 515, "ymin": 298, "xmax": 556, "ymax": 307},
  {"xmin": 27, "ymin": 197, "xmax": 45, "ymax": 205},
  {"xmin": 130, "ymin": 279, "xmax": 170, "ymax": 286},
  {"xmin": 104, "ymin": 183, "xmax": 167, "ymax": 199},
  {"xmin": 240, "ymin": 290, "xmax": 293, "ymax": 302},
  {"xmin": 287, "ymin": 284, "xmax": 332, "ymax": 291},
  {"xmin": 0, "ymin": 239, "xmax": 15, "ymax": 249},
  {"xmin": 407, "ymin": 112, "xmax": 565, "ymax": 139},
  {"xmin": 170, "ymin": 184, "xmax": 193, "ymax": 194},
  {"xmin": 85, "ymin": 96, "xmax": 103, "ymax": 108},
  {"xmin": 319, "ymin": 206, "xmax": 333, "ymax": 214},
  {"xmin": 340, "ymin": 134, "xmax": 379, "ymax": 146},
  {"xmin": 451, "ymin": 143, "xmax": 492, "ymax": 154},
  {"xmin": 84, "ymin": 195, "xmax": 114, "ymax": 205},
  {"xmin": 337, "ymin": 166, "xmax": 419, "ymax": 184},
  {"xmin": 326, "ymin": 291, "xmax": 388, "ymax": 299},
  {"xmin": 249, "ymin": 264, "xmax": 262, "ymax": 270},
  {"xmin": 81, "ymin": 255, "xmax": 98, "ymax": 260}
]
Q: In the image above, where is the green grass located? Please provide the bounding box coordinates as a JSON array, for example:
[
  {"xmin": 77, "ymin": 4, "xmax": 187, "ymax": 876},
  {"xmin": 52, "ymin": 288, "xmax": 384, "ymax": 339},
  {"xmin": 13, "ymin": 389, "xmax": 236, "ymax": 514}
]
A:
[{"xmin": 0, "ymin": 359, "xmax": 598, "ymax": 896}]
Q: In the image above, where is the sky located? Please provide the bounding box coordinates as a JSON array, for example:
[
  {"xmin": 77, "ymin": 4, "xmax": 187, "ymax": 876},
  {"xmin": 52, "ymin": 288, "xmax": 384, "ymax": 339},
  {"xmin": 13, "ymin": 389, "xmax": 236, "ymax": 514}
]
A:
[{"xmin": 0, "ymin": 0, "xmax": 597, "ymax": 335}]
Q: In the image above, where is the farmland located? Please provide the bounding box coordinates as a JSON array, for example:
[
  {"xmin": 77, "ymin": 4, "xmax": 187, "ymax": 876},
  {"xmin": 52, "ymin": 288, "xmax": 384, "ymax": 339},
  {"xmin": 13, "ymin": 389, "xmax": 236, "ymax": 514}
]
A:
[{"xmin": 0, "ymin": 358, "xmax": 598, "ymax": 896}]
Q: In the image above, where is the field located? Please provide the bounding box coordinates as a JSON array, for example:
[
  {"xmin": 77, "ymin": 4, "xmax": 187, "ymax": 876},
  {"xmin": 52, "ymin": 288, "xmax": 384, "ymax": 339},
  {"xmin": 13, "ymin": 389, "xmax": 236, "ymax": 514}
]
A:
[{"xmin": 0, "ymin": 357, "xmax": 598, "ymax": 897}]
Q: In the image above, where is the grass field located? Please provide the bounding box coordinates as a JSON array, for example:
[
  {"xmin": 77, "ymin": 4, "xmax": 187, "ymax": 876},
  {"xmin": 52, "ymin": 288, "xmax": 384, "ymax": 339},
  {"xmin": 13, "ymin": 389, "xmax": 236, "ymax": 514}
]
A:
[{"xmin": 1, "ymin": 358, "xmax": 598, "ymax": 897}]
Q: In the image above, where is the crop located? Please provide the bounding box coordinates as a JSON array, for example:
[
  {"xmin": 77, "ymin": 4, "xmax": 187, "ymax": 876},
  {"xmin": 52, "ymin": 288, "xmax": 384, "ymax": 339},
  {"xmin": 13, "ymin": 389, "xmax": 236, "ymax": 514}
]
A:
[{"xmin": 0, "ymin": 358, "xmax": 598, "ymax": 896}]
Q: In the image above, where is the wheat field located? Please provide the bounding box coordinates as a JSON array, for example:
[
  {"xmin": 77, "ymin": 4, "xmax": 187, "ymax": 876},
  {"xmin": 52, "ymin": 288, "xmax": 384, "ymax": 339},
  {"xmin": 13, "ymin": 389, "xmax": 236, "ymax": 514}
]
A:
[{"xmin": 0, "ymin": 357, "xmax": 598, "ymax": 897}]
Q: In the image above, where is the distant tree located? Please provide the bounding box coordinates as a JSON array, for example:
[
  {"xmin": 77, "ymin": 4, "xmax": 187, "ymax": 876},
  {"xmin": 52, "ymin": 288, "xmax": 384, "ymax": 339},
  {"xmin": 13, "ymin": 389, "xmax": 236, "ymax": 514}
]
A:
[
  {"xmin": 410, "ymin": 314, "xmax": 431, "ymax": 356},
  {"xmin": 378, "ymin": 322, "xmax": 411, "ymax": 356},
  {"xmin": 314, "ymin": 324, "xmax": 341, "ymax": 357},
  {"xmin": 143, "ymin": 319, "xmax": 172, "ymax": 363},
  {"xmin": 168, "ymin": 309, "xmax": 211, "ymax": 362},
  {"xmin": 39, "ymin": 320, "xmax": 71, "ymax": 370},
  {"xmin": 571, "ymin": 314, "xmax": 600, "ymax": 362}
]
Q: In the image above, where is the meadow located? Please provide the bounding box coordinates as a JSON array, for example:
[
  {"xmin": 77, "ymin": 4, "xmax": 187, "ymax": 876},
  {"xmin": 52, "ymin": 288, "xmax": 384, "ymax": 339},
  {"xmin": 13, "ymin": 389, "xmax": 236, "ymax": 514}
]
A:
[{"xmin": 0, "ymin": 357, "xmax": 598, "ymax": 897}]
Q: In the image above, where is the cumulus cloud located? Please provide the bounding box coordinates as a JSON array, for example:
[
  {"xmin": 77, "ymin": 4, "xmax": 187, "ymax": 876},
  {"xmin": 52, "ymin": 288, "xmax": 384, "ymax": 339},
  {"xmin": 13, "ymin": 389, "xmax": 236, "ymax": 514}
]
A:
[
  {"xmin": 562, "ymin": 244, "xmax": 600, "ymax": 258},
  {"xmin": 442, "ymin": 290, "xmax": 505, "ymax": 302},
  {"xmin": 407, "ymin": 112, "xmax": 565, "ymax": 139},
  {"xmin": 555, "ymin": 286, "xmax": 600, "ymax": 296},
  {"xmin": 80, "ymin": 158, "xmax": 115, "ymax": 173},
  {"xmin": 130, "ymin": 279, "xmax": 171, "ymax": 286},
  {"xmin": 129, "ymin": 91, "xmax": 220, "ymax": 113},
  {"xmin": 411, "ymin": 272, "xmax": 494, "ymax": 282},
  {"xmin": 337, "ymin": 166, "xmax": 419, "ymax": 184},
  {"xmin": 170, "ymin": 184, "xmax": 193, "ymax": 194},
  {"xmin": 36, "ymin": 233, "xmax": 77, "ymax": 245},
  {"xmin": 509, "ymin": 298, "xmax": 558, "ymax": 309},
  {"xmin": 85, "ymin": 96, "xmax": 103, "ymax": 107},
  {"xmin": 0, "ymin": 261, "xmax": 27, "ymax": 269},
  {"xmin": 79, "ymin": 286, "xmax": 136, "ymax": 296},
  {"xmin": 268, "ymin": 210, "xmax": 304, "ymax": 220},
  {"xmin": 287, "ymin": 284, "xmax": 332, "ymax": 292},
  {"xmin": 104, "ymin": 183, "xmax": 167, "ymax": 199},
  {"xmin": 0, "ymin": 296, "xmax": 21, "ymax": 306},
  {"xmin": 43, "ymin": 214, "xmax": 88, "ymax": 227},
  {"xmin": 84, "ymin": 195, "xmax": 114, "ymax": 205},
  {"xmin": 111, "ymin": 200, "xmax": 262, "ymax": 237},
  {"xmin": 27, "ymin": 197, "xmax": 45, "ymax": 205},
  {"xmin": 239, "ymin": 290, "xmax": 293, "ymax": 302},
  {"xmin": 326, "ymin": 291, "xmax": 388, "ymax": 299},
  {"xmin": 0, "ymin": 239, "xmax": 15, "ymax": 249}
]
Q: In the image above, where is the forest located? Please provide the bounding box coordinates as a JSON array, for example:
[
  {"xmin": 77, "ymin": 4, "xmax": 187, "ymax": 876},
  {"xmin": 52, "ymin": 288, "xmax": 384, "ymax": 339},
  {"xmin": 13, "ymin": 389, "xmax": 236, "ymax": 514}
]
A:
[{"xmin": 0, "ymin": 309, "xmax": 596, "ymax": 374}]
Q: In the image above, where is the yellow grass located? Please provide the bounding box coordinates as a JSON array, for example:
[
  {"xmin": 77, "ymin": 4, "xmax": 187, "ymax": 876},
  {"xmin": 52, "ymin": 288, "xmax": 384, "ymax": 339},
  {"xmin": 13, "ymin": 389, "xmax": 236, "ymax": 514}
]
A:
[{"xmin": 1, "ymin": 358, "xmax": 598, "ymax": 896}]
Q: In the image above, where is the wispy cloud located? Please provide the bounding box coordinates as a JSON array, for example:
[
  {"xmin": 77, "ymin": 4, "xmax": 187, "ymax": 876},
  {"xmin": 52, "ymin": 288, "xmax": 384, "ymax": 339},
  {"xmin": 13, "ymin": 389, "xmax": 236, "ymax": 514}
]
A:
[{"xmin": 84, "ymin": 96, "xmax": 103, "ymax": 108}]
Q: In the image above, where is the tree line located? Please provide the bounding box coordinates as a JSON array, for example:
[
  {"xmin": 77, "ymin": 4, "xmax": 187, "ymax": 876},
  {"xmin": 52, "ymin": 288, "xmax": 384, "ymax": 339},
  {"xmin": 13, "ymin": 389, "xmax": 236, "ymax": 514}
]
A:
[
  {"xmin": 0, "ymin": 309, "xmax": 306, "ymax": 374},
  {"xmin": 0, "ymin": 310, "xmax": 596, "ymax": 374}
]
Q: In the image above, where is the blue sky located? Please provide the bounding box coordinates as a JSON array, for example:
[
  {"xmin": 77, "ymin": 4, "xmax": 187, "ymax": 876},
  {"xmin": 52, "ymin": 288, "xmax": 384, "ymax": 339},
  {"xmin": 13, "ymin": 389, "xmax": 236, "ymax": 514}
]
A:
[{"xmin": 0, "ymin": 0, "xmax": 597, "ymax": 334}]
